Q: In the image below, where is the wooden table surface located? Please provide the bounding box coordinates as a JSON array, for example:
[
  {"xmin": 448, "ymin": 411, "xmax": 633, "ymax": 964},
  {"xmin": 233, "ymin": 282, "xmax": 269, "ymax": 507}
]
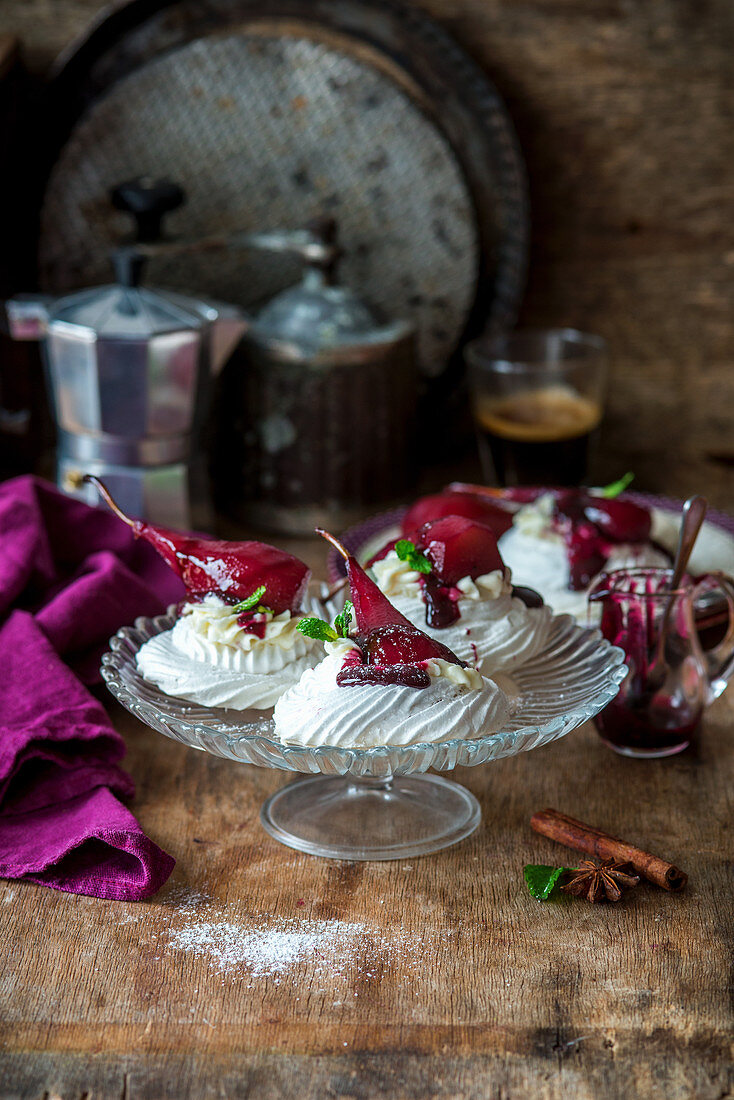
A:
[{"xmin": 3, "ymin": 524, "xmax": 734, "ymax": 1099}]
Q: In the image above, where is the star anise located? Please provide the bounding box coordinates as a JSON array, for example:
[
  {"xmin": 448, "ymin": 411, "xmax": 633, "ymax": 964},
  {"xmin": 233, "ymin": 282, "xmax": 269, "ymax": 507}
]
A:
[{"xmin": 561, "ymin": 860, "xmax": 640, "ymax": 903}]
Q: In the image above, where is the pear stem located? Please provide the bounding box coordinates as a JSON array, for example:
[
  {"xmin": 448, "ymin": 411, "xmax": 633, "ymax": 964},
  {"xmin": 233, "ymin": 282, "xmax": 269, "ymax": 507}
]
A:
[
  {"xmin": 315, "ymin": 527, "xmax": 350, "ymax": 561},
  {"xmin": 447, "ymin": 482, "xmax": 516, "ymax": 510},
  {"xmin": 82, "ymin": 475, "xmax": 135, "ymax": 528},
  {"xmin": 449, "ymin": 482, "xmax": 503, "ymax": 499}
]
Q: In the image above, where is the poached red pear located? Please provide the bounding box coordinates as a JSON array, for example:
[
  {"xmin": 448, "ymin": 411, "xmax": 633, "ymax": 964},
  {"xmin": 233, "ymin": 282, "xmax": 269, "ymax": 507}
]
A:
[
  {"xmin": 402, "ymin": 490, "xmax": 515, "ymax": 540},
  {"xmin": 363, "ymin": 623, "xmax": 462, "ymax": 667},
  {"xmin": 317, "ymin": 529, "xmax": 466, "ymax": 688},
  {"xmin": 316, "ymin": 528, "xmax": 414, "ymax": 633},
  {"xmin": 415, "ymin": 516, "xmax": 505, "ymax": 587},
  {"xmin": 85, "ymin": 476, "xmax": 310, "ymax": 613},
  {"xmin": 572, "ymin": 496, "xmax": 651, "ymax": 544}
]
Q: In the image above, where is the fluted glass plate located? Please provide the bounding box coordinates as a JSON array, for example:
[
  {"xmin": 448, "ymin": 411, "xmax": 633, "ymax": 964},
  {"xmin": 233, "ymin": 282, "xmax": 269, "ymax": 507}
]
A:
[
  {"xmin": 101, "ymin": 608, "xmax": 625, "ymax": 778},
  {"xmin": 102, "ymin": 608, "xmax": 625, "ymax": 859}
]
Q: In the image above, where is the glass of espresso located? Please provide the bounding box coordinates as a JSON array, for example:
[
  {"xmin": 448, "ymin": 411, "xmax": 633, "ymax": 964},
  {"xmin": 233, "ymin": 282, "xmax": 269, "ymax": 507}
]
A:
[{"xmin": 465, "ymin": 329, "xmax": 608, "ymax": 486}]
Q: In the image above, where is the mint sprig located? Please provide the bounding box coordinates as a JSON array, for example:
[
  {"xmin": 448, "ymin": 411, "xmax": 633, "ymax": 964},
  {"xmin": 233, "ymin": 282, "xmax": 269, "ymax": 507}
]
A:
[
  {"xmin": 600, "ymin": 472, "xmax": 634, "ymax": 499},
  {"xmin": 297, "ymin": 617, "xmax": 339, "ymax": 642},
  {"xmin": 231, "ymin": 585, "xmax": 270, "ymax": 614},
  {"xmin": 298, "ymin": 599, "xmax": 354, "ymax": 643},
  {"xmin": 524, "ymin": 864, "xmax": 571, "ymax": 901},
  {"xmin": 333, "ymin": 599, "xmax": 353, "ymax": 639},
  {"xmin": 395, "ymin": 539, "xmax": 432, "ymax": 575}
]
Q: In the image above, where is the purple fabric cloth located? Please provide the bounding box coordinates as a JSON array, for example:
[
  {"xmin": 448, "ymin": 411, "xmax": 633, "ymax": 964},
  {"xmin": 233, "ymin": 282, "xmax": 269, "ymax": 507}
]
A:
[{"xmin": 0, "ymin": 475, "xmax": 184, "ymax": 900}]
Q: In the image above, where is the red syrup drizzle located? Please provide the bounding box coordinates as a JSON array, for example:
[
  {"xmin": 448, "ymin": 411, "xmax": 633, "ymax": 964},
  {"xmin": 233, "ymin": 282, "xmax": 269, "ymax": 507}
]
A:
[
  {"xmin": 183, "ymin": 590, "xmax": 277, "ymax": 638},
  {"xmin": 337, "ymin": 663, "xmax": 431, "ymax": 689},
  {"xmin": 420, "ymin": 573, "xmax": 461, "ymax": 628},
  {"xmin": 364, "ymin": 544, "xmax": 465, "ymax": 629},
  {"xmin": 562, "ymin": 521, "xmax": 610, "ymax": 590},
  {"xmin": 182, "ymin": 593, "xmax": 273, "ymax": 639},
  {"xmin": 421, "ymin": 574, "xmax": 546, "ymax": 628},
  {"xmin": 235, "ymin": 611, "xmax": 269, "ymax": 639}
]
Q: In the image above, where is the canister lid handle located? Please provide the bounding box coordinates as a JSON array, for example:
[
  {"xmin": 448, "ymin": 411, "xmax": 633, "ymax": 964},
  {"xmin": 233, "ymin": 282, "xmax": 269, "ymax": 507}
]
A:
[
  {"xmin": 110, "ymin": 178, "xmax": 186, "ymax": 288},
  {"xmin": 111, "ymin": 177, "xmax": 185, "ymax": 243}
]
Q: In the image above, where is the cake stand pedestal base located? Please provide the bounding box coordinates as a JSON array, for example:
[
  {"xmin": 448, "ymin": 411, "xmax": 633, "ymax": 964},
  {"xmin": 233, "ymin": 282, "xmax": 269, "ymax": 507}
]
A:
[{"xmin": 260, "ymin": 773, "xmax": 481, "ymax": 860}]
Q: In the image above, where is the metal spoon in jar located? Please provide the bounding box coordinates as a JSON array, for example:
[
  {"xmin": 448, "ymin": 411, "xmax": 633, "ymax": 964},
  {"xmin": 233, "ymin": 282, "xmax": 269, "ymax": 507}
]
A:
[{"xmin": 647, "ymin": 494, "xmax": 708, "ymax": 692}]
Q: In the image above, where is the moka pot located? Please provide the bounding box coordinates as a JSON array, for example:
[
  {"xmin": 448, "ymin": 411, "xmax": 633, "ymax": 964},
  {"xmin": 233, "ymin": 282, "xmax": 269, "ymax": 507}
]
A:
[{"xmin": 4, "ymin": 179, "xmax": 246, "ymax": 527}]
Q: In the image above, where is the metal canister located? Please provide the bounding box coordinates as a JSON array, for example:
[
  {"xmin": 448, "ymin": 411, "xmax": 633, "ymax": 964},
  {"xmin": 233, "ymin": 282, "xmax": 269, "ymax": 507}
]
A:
[{"xmin": 211, "ymin": 228, "xmax": 417, "ymax": 534}]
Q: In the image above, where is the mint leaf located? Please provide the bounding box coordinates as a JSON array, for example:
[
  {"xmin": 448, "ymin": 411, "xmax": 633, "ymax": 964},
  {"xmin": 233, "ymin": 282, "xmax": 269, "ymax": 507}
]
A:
[
  {"xmin": 232, "ymin": 585, "xmax": 268, "ymax": 614},
  {"xmin": 524, "ymin": 864, "xmax": 570, "ymax": 901},
  {"xmin": 297, "ymin": 617, "xmax": 338, "ymax": 642},
  {"xmin": 333, "ymin": 599, "xmax": 353, "ymax": 639},
  {"xmin": 300, "ymin": 602, "xmax": 355, "ymax": 643},
  {"xmin": 600, "ymin": 472, "xmax": 635, "ymax": 499},
  {"xmin": 395, "ymin": 539, "xmax": 432, "ymax": 575}
]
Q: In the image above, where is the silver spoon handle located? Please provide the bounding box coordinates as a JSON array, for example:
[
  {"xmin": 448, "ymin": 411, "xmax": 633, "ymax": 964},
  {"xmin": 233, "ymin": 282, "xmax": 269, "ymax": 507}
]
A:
[
  {"xmin": 651, "ymin": 495, "xmax": 708, "ymax": 676},
  {"xmin": 670, "ymin": 495, "xmax": 708, "ymax": 590}
]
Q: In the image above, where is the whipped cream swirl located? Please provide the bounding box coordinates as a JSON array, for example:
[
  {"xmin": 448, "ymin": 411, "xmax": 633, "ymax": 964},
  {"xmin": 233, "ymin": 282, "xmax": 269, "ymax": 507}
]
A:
[
  {"xmin": 371, "ymin": 554, "xmax": 552, "ymax": 676},
  {"xmin": 136, "ymin": 594, "xmax": 322, "ymax": 710},
  {"xmin": 273, "ymin": 638, "xmax": 511, "ymax": 749}
]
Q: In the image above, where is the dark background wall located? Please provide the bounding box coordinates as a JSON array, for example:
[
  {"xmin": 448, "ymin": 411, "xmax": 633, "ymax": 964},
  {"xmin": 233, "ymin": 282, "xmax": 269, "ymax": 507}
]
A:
[{"xmin": 2, "ymin": 0, "xmax": 733, "ymax": 504}]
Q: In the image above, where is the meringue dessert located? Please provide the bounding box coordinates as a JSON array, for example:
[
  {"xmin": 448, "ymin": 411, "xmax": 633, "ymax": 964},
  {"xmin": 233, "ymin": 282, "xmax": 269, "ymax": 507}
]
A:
[
  {"xmin": 274, "ymin": 636, "xmax": 509, "ymax": 749},
  {"xmin": 273, "ymin": 531, "xmax": 511, "ymax": 750},
  {"xmin": 370, "ymin": 516, "xmax": 552, "ymax": 677},
  {"xmin": 86, "ymin": 476, "xmax": 321, "ymax": 710},
  {"xmin": 136, "ymin": 593, "xmax": 323, "ymax": 710}
]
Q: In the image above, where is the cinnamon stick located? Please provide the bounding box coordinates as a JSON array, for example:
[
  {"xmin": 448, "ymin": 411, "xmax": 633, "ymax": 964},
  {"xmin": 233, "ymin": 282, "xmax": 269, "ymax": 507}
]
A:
[{"xmin": 530, "ymin": 808, "xmax": 687, "ymax": 891}]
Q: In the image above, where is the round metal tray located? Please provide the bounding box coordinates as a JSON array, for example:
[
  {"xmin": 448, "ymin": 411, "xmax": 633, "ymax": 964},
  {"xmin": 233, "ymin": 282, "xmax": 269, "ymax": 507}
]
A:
[{"xmin": 38, "ymin": 0, "xmax": 528, "ymax": 387}]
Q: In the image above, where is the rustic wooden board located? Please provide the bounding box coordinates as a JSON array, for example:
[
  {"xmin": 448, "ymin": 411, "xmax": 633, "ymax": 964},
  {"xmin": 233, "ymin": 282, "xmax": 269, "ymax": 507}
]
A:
[
  {"xmin": 2, "ymin": 684, "xmax": 733, "ymax": 1098},
  {"xmin": 3, "ymin": 494, "xmax": 734, "ymax": 1100},
  {"xmin": 1, "ymin": 1, "xmax": 733, "ymax": 1094}
]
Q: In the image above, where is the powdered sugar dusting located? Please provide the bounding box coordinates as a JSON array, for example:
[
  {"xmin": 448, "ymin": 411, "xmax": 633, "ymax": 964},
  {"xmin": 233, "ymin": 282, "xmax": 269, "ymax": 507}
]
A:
[
  {"xmin": 169, "ymin": 916, "xmax": 374, "ymax": 978},
  {"xmin": 116, "ymin": 883, "xmax": 438, "ymax": 990}
]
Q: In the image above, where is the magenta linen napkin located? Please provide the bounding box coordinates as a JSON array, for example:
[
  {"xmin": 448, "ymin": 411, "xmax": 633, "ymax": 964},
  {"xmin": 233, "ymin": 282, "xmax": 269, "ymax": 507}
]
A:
[{"xmin": 0, "ymin": 475, "xmax": 184, "ymax": 900}]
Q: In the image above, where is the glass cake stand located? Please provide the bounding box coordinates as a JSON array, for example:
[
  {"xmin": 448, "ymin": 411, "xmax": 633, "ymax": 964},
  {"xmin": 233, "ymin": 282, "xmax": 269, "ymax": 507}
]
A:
[{"xmin": 101, "ymin": 609, "xmax": 625, "ymax": 861}]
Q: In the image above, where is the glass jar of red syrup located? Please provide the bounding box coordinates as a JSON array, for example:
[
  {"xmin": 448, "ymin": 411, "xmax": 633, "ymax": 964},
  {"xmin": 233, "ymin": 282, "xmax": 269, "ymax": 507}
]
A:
[{"xmin": 589, "ymin": 567, "xmax": 734, "ymax": 757}]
